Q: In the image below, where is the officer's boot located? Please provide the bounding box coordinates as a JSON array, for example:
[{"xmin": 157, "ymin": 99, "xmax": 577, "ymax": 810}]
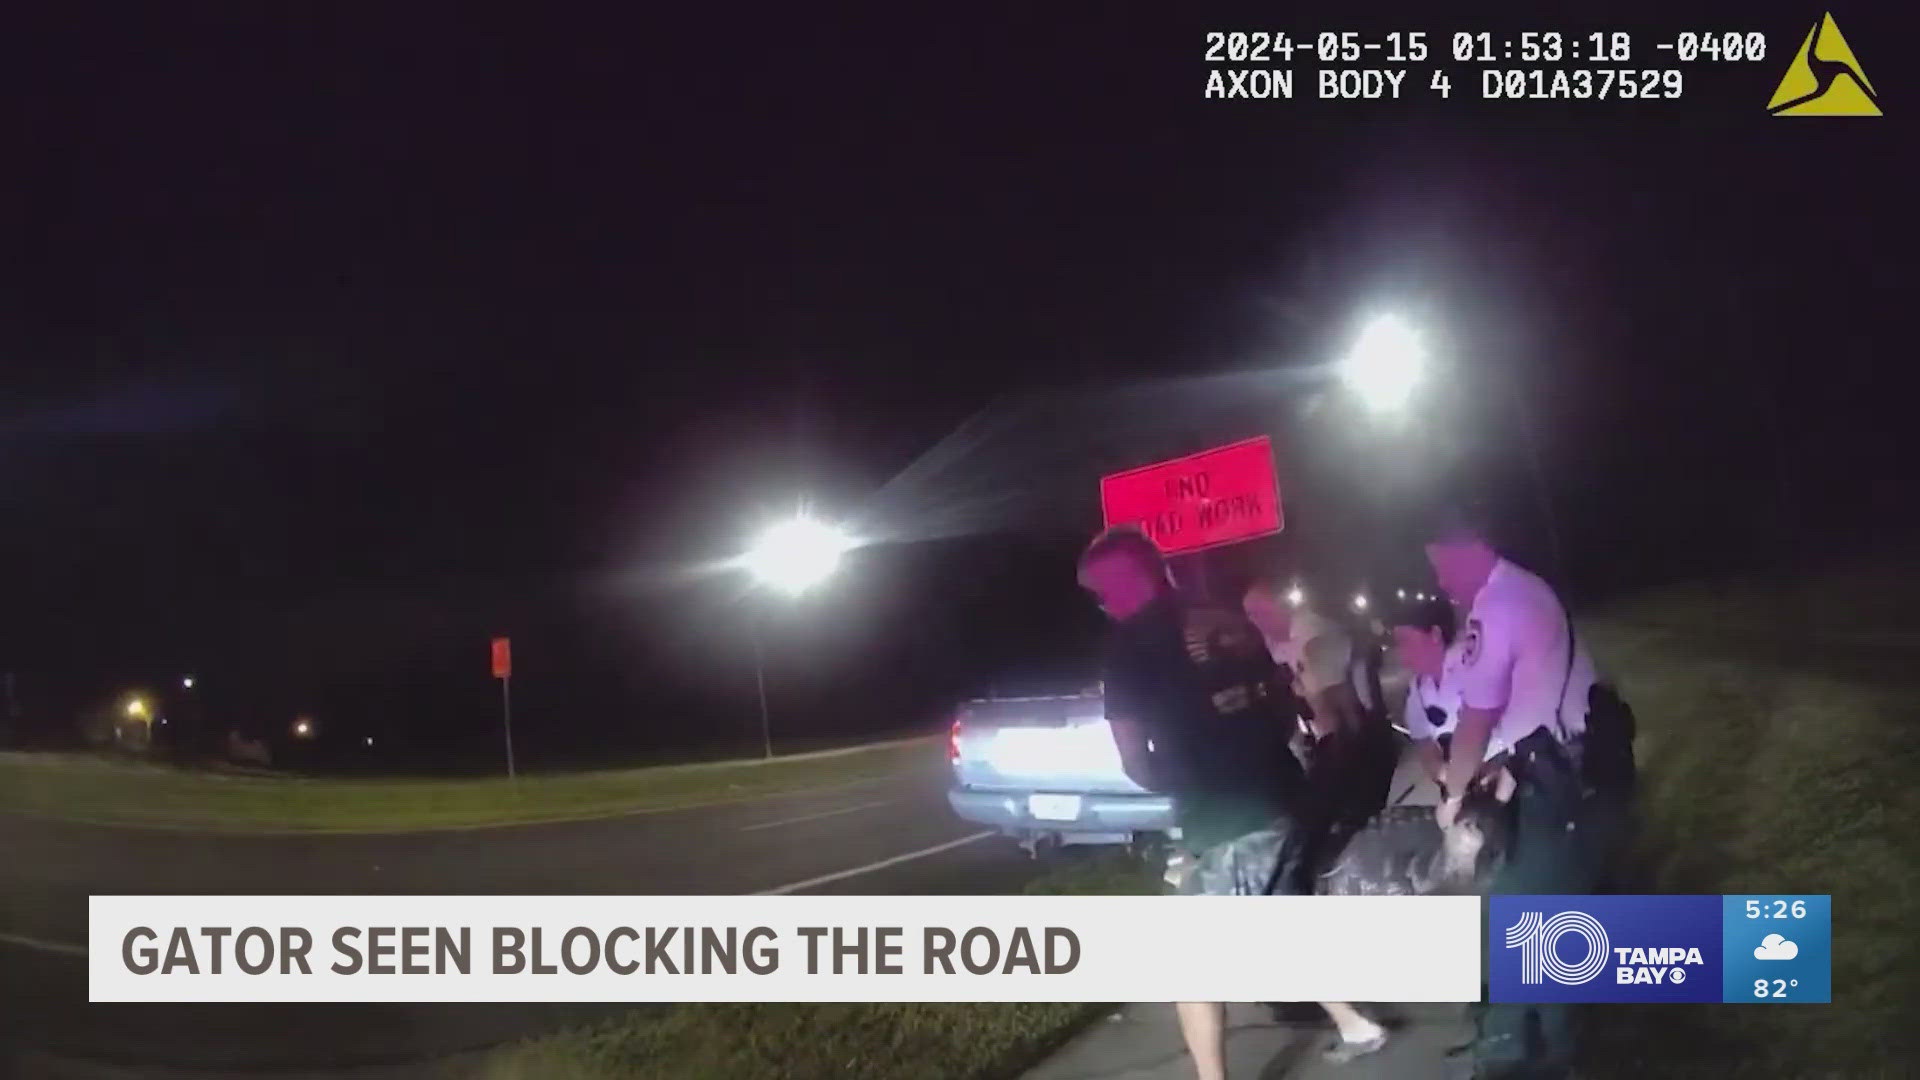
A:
[
  {"xmin": 1462, "ymin": 1002, "xmax": 1533, "ymax": 1079},
  {"xmin": 1526, "ymin": 1003, "xmax": 1578, "ymax": 1078}
]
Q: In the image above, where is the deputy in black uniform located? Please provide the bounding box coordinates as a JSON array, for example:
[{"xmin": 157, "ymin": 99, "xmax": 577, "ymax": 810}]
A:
[{"xmin": 1078, "ymin": 527, "xmax": 1387, "ymax": 1078}]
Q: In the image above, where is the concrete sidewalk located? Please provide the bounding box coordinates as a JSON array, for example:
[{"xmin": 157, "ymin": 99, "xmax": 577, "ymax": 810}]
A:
[{"xmin": 1026, "ymin": 1002, "xmax": 1475, "ymax": 1080}]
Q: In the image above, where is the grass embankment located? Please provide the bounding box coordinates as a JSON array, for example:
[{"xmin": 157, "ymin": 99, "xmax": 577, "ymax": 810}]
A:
[
  {"xmin": 1581, "ymin": 564, "xmax": 1920, "ymax": 1078},
  {"xmin": 0, "ymin": 737, "xmax": 934, "ymax": 832},
  {"xmin": 476, "ymin": 853, "xmax": 1162, "ymax": 1080}
]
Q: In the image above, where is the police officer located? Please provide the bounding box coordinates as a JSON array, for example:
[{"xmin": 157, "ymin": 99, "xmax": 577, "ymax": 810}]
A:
[
  {"xmin": 1423, "ymin": 504, "xmax": 1599, "ymax": 1080},
  {"xmin": 1078, "ymin": 528, "xmax": 1386, "ymax": 1077},
  {"xmin": 1388, "ymin": 594, "xmax": 1514, "ymax": 801}
]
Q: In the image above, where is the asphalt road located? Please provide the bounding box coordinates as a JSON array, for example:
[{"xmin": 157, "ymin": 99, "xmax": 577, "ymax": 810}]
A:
[{"xmin": 0, "ymin": 750, "xmax": 1046, "ymax": 1075}]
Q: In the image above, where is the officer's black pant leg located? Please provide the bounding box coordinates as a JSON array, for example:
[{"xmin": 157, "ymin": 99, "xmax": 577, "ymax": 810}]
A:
[
  {"xmin": 1475, "ymin": 779, "xmax": 1584, "ymax": 1079},
  {"xmin": 1582, "ymin": 786, "xmax": 1636, "ymax": 892}
]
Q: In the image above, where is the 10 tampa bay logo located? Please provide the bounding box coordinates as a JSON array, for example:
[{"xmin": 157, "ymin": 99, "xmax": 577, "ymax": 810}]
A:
[
  {"xmin": 1488, "ymin": 896, "xmax": 1724, "ymax": 1003},
  {"xmin": 1505, "ymin": 910, "xmax": 1705, "ymax": 986}
]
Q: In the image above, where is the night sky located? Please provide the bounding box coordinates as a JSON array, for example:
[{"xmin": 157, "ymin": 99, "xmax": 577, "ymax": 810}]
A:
[{"xmin": 6, "ymin": 5, "xmax": 1902, "ymax": 763}]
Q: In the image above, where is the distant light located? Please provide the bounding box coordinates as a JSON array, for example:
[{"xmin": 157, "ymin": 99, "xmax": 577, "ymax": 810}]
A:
[
  {"xmin": 742, "ymin": 516, "xmax": 854, "ymax": 596},
  {"xmin": 364, "ymin": 736, "xmax": 374, "ymax": 747},
  {"xmin": 1396, "ymin": 589, "xmax": 1406, "ymax": 600},
  {"xmin": 292, "ymin": 717, "xmax": 315, "ymax": 739},
  {"xmin": 1340, "ymin": 313, "xmax": 1425, "ymax": 412},
  {"xmin": 125, "ymin": 697, "xmax": 150, "ymax": 720},
  {"xmin": 181, "ymin": 676, "xmax": 195, "ymax": 690},
  {"xmin": 1352, "ymin": 593, "xmax": 1369, "ymax": 612},
  {"xmin": 1285, "ymin": 585, "xmax": 1305, "ymax": 608}
]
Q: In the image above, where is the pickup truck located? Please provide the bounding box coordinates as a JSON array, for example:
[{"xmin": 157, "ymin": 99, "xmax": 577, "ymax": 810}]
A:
[{"xmin": 945, "ymin": 689, "xmax": 1176, "ymax": 857}]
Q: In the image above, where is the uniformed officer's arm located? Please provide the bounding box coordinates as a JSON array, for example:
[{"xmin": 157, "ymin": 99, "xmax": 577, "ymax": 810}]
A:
[
  {"xmin": 1443, "ymin": 612, "xmax": 1515, "ymax": 813},
  {"xmin": 1107, "ymin": 715, "xmax": 1156, "ymax": 791},
  {"xmin": 1443, "ymin": 711, "xmax": 1496, "ymax": 816},
  {"xmin": 1102, "ymin": 671, "xmax": 1158, "ymax": 791}
]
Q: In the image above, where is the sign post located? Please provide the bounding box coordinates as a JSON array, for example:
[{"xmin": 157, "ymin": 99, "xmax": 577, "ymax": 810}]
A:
[
  {"xmin": 491, "ymin": 636, "xmax": 516, "ymax": 782},
  {"xmin": 1099, "ymin": 436, "xmax": 1284, "ymax": 596}
]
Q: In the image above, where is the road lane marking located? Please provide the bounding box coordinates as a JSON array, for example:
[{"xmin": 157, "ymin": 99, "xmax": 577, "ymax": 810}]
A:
[
  {"xmin": 753, "ymin": 830, "xmax": 996, "ymax": 895},
  {"xmin": 739, "ymin": 799, "xmax": 891, "ymax": 832},
  {"xmin": 0, "ymin": 930, "xmax": 86, "ymax": 958}
]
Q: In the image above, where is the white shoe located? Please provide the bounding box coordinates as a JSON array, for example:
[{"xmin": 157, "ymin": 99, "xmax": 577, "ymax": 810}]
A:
[{"xmin": 1323, "ymin": 1031, "xmax": 1388, "ymax": 1064}]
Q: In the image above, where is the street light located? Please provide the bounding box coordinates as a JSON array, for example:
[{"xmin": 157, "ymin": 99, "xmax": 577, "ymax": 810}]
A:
[
  {"xmin": 742, "ymin": 515, "xmax": 853, "ymax": 596},
  {"xmin": 1335, "ymin": 309, "xmax": 1564, "ymax": 579},
  {"xmin": 181, "ymin": 676, "xmax": 195, "ymax": 690},
  {"xmin": 738, "ymin": 514, "xmax": 854, "ymax": 758},
  {"xmin": 1352, "ymin": 593, "xmax": 1369, "ymax": 613},
  {"xmin": 125, "ymin": 696, "xmax": 149, "ymax": 720},
  {"xmin": 1340, "ymin": 313, "xmax": 1425, "ymax": 413},
  {"xmin": 1285, "ymin": 584, "xmax": 1305, "ymax": 608}
]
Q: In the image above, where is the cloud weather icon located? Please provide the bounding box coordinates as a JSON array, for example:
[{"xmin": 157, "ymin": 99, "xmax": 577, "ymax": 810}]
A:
[{"xmin": 1755, "ymin": 934, "xmax": 1799, "ymax": 960}]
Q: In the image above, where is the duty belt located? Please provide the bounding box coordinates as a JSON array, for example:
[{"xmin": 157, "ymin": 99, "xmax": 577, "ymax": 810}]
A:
[{"xmin": 1508, "ymin": 728, "xmax": 1581, "ymax": 789}]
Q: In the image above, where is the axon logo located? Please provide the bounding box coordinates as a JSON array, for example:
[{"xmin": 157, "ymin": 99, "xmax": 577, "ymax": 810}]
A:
[{"xmin": 1503, "ymin": 910, "xmax": 1610, "ymax": 986}]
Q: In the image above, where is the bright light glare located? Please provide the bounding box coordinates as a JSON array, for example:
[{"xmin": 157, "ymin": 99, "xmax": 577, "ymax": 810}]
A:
[
  {"xmin": 988, "ymin": 721, "xmax": 1124, "ymax": 778},
  {"xmin": 742, "ymin": 516, "xmax": 853, "ymax": 595},
  {"xmin": 293, "ymin": 718, "xmax": 314, "ymax": 738},
  {"xmin": 1285, "ymin": 585, "xmax": 1305, "ymax": 608},
  {"xmin": 1353, "ymin": 593, "xmax": 1369, "ymax": 612},
  {"xmin": 1341, "ymin": 313, "xmax": 1425, "ymax": 412},
  {"xmin": 1396, "ymin": 589, "xmax": 1406, "ymax": 600},
  {"xmin": 125, "ymin": 697, "xmax": 149, "ymax": 720},
  {"xmin": 364, "ymin": 736, "xmax": 374, "ymax": 747},
  {"xmin": 182, "ymin": 676, "xmax": 195, "ymax": 689}
]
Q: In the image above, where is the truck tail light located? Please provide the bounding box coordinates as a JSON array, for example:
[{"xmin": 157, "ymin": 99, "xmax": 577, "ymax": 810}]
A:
[{"xmin": 948, "ymin": 716, "xmax": 964, "ymax": 761}]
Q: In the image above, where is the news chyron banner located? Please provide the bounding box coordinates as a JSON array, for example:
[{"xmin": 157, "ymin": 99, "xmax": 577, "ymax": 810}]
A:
[
  {"xmin": 1489, "ymin": 895, "xmax": 1832, "ymax": 1004},
  {"xmin": 91, "ymin": 895, "xmax": 1482, "ymax": 1003}
]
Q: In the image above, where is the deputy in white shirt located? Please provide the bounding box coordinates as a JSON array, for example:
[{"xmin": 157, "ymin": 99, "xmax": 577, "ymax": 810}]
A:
[
  {"xmin": 1423, "ymin": 502, "xmax": 1595, "ymax": 1080},
  {"xmin": 1387, "ymin": 595, "xmax": 1512, "ymax": 798},
  {"xmin": 1427, "ymin": 538, "xmax": 1596, "ymax": 826}
]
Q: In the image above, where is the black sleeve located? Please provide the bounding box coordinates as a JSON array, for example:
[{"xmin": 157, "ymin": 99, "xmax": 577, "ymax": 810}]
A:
[
  {"xmin": 1100, "ymin": 637, "xmax": 1146, "ymax": 721},
  {"xmin": 1103, "ymin": 627, "xmax": 1181, "ymax": 726}
]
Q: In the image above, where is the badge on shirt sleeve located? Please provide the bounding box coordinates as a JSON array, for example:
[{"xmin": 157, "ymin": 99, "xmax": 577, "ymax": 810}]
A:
[{"xmin": 1461, "ymin": 618, "xmax": 1484, "ymax": 668}]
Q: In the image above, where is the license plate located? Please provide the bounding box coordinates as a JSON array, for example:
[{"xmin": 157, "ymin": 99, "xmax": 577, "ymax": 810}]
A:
[{"xmin": 1028, "ymin": 794, "xmax": 1083, "ymax": 821}]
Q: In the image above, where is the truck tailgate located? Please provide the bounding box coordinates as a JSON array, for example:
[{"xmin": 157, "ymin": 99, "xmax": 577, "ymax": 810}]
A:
[{"xmin": 951, "ymin": 696, "xmax": 1147, "ymax": 795}]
